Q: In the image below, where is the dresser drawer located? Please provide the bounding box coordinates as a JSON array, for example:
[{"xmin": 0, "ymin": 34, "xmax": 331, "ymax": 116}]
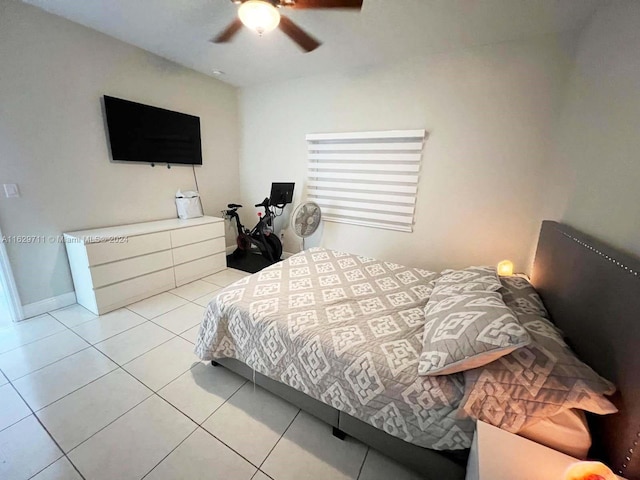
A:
[
  {"xmin": 94, "ymin": 268, "xmax": 176, "ymax": 314},
  {"xmin": 172, "ymin": 237, "xmax": 226, "ymax": 266},
  {"xmin": 170, "ymin": 222, "xmax": 224, "ymax": 248},
  {"xmin": 174, "ymin": 252, "xmax": 226, "ymax": 286},
  {"xmin": 90, "ymin": 250, "xmax": 174, "ymax": 288},
  {"xmin": 86, "ymin": 231, "xmax": 171, "ymax": 266}
]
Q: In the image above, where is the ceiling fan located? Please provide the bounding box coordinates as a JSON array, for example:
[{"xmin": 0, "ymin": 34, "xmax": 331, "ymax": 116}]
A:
[{"xmin": 211, "ymin": 0, "xmax": 364, "ymax": 53}]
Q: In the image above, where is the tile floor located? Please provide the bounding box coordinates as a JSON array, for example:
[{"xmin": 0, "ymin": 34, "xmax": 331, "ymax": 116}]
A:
[
  {"xmin": 0, "ymin": 282, "xmax": 13, "ymax": 329},
  {"xmin": 0, "ymin": 268, "xmax": 424, "ymax": 480}
]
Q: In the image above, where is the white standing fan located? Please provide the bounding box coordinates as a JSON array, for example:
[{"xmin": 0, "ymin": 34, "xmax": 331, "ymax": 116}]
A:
[{"xmin": 291, "ymin": 201, "xmax": 322, "ymax": 250}]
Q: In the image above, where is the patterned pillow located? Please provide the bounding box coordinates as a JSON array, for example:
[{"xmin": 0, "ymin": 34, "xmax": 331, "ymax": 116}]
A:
[
  {"xmin": 435, "ymin": 266, "xmax": 502, "ymax": 293},
  {"xmin": 461, "ymin": 314, "xmax": 617, "ymax": 433},
  {"xmin": 418, "ymin": 291, "xmax": 531, "ymax": 376},
  {"xmin": 499, "ymin": 276, "xmax": 549, "ymax": 318},
  {"xmin": 431, "ymin": 282, "xmax": 495, "ymax": 298}
]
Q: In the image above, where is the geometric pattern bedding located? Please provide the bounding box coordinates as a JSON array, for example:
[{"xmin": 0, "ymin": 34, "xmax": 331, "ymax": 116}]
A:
[
  {"xmin": 461, "ymin": 313, "xmax": 618, "ymax": 433},
  {"xmin": 195, "ymin": 247, "xmax": 476, "ymax": 450},
  {"xmin": 418, "ymin": 291, "xmax": 530, "ymax": 375},
  {"xmin": 498, "ymin": 275, "xmax": 549, "ymax": 318},
  {"xmin": 433, "ymin": 266, "xmax": 503, "ymax": 294}
]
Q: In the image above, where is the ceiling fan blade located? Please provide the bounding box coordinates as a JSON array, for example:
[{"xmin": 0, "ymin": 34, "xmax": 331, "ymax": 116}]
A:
[
  {"xmin": 282, "ymin": 0, "xmax": 363, "ymax": 9},
  {"xmin": 211, "ymin": 18, "xmax": 243, "ymax": 43},
  {"xmin": 278, "ymin": 15, "xmax": 321, "ymax": 52}
]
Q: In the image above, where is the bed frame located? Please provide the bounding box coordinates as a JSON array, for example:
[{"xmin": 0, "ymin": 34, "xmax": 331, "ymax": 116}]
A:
[
  {"xmin": 213, "ymin": 221, "xmax": 640, "ymax": 480},
  {"xmin": 531, "ymin": 221, "xmax": 640, "ymax": 480},
  {"xmin": 214, "ymin": 357, "xmax": 467, "ymax": 478}
]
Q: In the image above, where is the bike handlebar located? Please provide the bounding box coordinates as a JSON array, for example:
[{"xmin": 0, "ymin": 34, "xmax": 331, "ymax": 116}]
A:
[{"xmin": 254, "ymin": 198, "xmax": 270, "ymax": 209}]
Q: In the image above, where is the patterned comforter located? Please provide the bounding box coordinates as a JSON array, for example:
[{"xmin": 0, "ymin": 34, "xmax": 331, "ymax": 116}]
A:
[{"xmin": 195, "ymin": 248, "xmax": 475, "ymax": 450}]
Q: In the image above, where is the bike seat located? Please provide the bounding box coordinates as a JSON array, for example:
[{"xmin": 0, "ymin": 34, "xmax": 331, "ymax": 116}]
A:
[{"xmin": 227, "ymin": 203, "xmax": 242, "ymax": 209}]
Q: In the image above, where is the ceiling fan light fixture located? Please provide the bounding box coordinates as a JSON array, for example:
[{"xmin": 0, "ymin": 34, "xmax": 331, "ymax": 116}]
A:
[{"xmin": 238, "ymin": 0, "xmax": 281, "ymax": 36}]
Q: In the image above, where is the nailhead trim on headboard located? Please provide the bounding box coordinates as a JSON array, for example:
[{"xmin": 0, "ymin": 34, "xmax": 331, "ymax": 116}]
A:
[
  {"xmin": 620, "ymin": 429, "xmax": 640, "ymax": 476},
  {"xmin": 559, "ymin": 230, "xmax": 640, "ymax": 278},
  {"xmin": 557, "ymin": 227, "xmax": 639, "ymax": 476},
  {"xmin": 560, "ymin": 231, "xmax": 640, "ymax": 277}
]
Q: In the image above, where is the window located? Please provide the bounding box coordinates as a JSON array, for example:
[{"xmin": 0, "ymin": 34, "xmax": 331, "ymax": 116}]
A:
[{"xmin": 306, "ymin": 129, "xmax": 426, "ymax": 232}]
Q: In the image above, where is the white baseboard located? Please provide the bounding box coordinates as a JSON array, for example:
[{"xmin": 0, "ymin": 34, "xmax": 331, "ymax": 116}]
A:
[
  {"xmin": 21, "ymin": 292, "xmax": 77, "ymax": 320},
  {"xmin": 225, "ymin": 245, "xmax": 235, "ymax": 255}
]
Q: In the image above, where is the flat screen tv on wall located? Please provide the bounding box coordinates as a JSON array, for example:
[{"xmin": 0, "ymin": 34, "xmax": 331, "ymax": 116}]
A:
[{"xmin": 103, "ymin": 95, "xmax": 203, "ymax": 165}]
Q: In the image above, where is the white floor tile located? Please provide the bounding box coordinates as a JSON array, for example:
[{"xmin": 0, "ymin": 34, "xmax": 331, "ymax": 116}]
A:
[
  {"xmin": 202, "ymin": 269, "xmax": 247, "ymax": 287},
  {"xmin": 158, "ymin": 362, "xmax": 245, "ymax": 424},
  {"xmin": 0, "ymin": 314, "xmax": 66, "ymax": 354},
  {"xmin": 358, "ymin": 449, "xmax": 425, "ymax": 480},
  {"xmin": 0, "ymin": 383, "xmax": 31, "ymax": 431},
  {"xmin": 252, "ymin": 472, "xmax": 273, "ymax": 480},
  {"xmin": 0, "ymin": 330, "xmax": 89, "ymax": 380},
  {"xmin": 49, "ymin": 304, "xmax": 97, "ymax": 328},
  {"xmin": 0, "ymin": 415, "xmax": 63, "ymax": 480},
  {"xmin": 202, "ymin": 382, "xmax": 299, "ymax": 465},
  {"xmin": 31, "ymin": 456, "xmax": 82, "ymax": 480},
  {"xmin": 123, "ymin": 337, "xmax": 200, "ymax": 391},
  {"xmin": 170, "ymin": 280, "xmax": 221, "ymax": 302},
  {"xmin": 71, "ymin": 308, "xmax": 146, "ymax": 344},
  {"xmin": 0, "ymin": 370, "xmax": 7, "ymax": 386},
  {"xmin": 145, "ymin": 428, "xmax": 256, "ymax": 480},
  {"xmin": 152, "ymin": 303, "xmax": 205, "ymax": 335},
  {"xmin": 193, "ymin": 283, "xmax": 223, "ymax": 308},
  {"xmin": 179, "ymin": 324, "xmax": 201, "ymax": 344},
  {"xmin": 127, "ymin": 292, "xmax": 188, "ymax": 319},
  {"xmin": 261, "ymin": 412, "xmax": 367, "ymax": 480},
  {"xmin": 192, "ymin": 289, "xmax": 221, "ymax": 307},
  {"xmin": 37, "ymin": 369, "xmax": 152, "ymax": 452},
  {"xmin": 94, "ymin": 322, "xmax": 174, "ymax": 365},
  {"xmin": 69, "ymin": 395, "xmax": 196, "ymax": 480},
  {"xmin": 13, "ymin": 347, "xmax": 117, "ymax": 411}
]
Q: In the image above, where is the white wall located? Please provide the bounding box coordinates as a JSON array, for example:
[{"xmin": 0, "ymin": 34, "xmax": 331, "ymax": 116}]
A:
[
  {"xmin": 545, "ymin": 0, "xmax": 640, "ymax": 258},
  {"xmin": 239, "ymin": 35, "xmax": 575, "ymax": 274},
  {"xmin": 7, "ymin": 0, "xmax": 633, "ymax": 308},
  {"xmin": 0, "ymin": 0, "xmax": 239, "ymax": 306}
]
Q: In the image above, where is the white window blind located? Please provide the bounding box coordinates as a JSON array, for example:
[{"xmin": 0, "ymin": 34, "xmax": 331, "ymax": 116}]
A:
[{"xmin": 306, "ymin": 129, "xmax": 426, "ymax": 233}]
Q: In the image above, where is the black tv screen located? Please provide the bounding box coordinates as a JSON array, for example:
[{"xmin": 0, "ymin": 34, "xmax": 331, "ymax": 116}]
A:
[{"xmin": 104, "ymin": 95, "xmax": 202, "ymax": 165}]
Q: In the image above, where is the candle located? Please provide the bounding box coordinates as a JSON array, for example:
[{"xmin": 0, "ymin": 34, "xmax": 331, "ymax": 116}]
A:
[
  {"xmin": 497, "ymin": 260, "xmax": 514, "ymax": 277},
  {"xmin": 563, "ymin": 461, "xmax": 616, "ymax": 480}
]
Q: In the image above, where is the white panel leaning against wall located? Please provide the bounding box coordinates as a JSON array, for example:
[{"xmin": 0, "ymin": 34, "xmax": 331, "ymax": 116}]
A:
[{"xmin": 306, "ymin": 129, "xmax": 426, "ymax": 233}]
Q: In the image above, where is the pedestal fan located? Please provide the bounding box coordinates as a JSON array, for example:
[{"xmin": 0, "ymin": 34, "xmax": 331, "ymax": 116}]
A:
[{"xmin": 291, "ymin": 201, "xmax": 322, "ymax": 250}]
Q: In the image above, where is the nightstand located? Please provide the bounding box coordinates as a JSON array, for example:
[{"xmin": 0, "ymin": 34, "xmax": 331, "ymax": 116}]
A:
[{"xmin": 466, "ymin": 421, "xmax": 627, "ymax": 480}]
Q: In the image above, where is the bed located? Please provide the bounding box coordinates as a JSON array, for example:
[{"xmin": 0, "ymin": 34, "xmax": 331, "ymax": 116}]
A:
[{"xmin": 195, "ymin": 221, "xmax": 640, "ymax": 480}]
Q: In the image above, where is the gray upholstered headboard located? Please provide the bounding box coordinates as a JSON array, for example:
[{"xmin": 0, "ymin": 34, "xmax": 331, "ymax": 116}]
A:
[{"xmin": 531, "ymin": 221, "xmax": 640, "ymax": 480}]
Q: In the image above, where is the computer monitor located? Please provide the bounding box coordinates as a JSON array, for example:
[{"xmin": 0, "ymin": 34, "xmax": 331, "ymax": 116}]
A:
[{"xmin": 269, "ymin": 182, "xmax": 295, "ymax": 206}]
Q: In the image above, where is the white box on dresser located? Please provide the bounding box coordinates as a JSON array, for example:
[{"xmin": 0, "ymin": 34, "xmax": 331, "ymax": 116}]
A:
[
  {"xmin": 466, "ymin": 421, "xmax": 626, "ymax": 480},
  {"xmin": 64, "ymin": 216, "xmax": 226, "ymax": 315}
]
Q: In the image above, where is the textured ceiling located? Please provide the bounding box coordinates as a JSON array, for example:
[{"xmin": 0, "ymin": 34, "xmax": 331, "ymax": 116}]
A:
[{"xmin": 22, "ymin": 0, "xmax": 602, "ymax": 86}]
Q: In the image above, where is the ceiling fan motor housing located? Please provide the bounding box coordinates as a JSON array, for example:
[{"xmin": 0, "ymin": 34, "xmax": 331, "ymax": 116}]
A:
[
  {"xmin": 214, "ymin": 0, "xmax": 363, "ymax": 52},
  {"xmin": 232, "ymin": 0, "xmax": 294, "ymax": 6}
]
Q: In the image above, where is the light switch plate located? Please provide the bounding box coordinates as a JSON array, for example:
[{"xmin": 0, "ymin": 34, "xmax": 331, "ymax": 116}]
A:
[{"xmin": 3, "ymin": 184, "xmax": 20, "ymax": 198}]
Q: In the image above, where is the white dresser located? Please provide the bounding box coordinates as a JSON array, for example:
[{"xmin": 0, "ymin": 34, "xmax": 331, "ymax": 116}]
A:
[{"xmin": 64, "ymin": 216, "xmax": 226, "ymax": 315}]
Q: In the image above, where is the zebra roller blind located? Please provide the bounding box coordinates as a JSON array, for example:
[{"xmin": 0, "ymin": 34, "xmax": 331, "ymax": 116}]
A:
[{"xmin": 306, "ymin": 129, "xmax": 426, "ymax": 233}]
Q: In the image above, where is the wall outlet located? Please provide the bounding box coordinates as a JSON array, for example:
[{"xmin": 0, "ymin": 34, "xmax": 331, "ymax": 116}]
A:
[{"xmin": 3, "ymin": 184, "xmax": 20, "ymax": 198}]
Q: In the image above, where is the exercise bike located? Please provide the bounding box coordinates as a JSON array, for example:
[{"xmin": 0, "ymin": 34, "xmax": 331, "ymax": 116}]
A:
[{"xmin": 223, "ymin": 197, "xmax": 283, "ymax": 263}]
